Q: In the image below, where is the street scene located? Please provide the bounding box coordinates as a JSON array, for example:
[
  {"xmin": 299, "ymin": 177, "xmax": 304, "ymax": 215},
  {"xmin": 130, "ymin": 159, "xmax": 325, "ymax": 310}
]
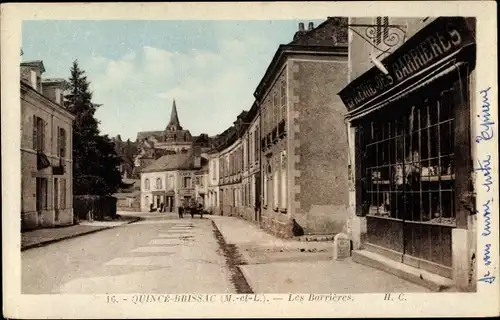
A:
[{"xmin": 20, "ymin": 16, "xmax": 478, "ymax": 294}]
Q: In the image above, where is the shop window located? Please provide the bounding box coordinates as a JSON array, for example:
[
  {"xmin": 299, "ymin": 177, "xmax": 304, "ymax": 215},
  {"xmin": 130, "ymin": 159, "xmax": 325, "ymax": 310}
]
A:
[{"xmin": 362, "ymin": 89, "xmax": 456, "ymax": 226}]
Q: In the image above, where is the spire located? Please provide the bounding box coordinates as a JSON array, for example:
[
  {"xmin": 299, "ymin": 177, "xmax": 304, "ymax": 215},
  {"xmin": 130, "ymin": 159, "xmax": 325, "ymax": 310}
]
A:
[{"xmin": 166, "ymin": 99, "xmax": 183, "ymax": 131}]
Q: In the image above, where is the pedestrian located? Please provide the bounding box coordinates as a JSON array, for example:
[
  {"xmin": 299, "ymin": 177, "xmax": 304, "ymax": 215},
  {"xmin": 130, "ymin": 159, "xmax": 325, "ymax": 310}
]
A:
[
  {"xmin": 178, "ymin": 204, "xmax": 183, "ymax": 219},
  {"xmin": 160, "ymin": 202, "xmax": 164, "ymax": 213}
]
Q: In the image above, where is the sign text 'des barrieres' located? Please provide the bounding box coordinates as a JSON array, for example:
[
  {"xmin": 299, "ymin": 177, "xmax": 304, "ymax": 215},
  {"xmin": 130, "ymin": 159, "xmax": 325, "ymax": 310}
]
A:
[{"xmin": 339, "ymin": 17, "xmax": 475, "ymax": 111}]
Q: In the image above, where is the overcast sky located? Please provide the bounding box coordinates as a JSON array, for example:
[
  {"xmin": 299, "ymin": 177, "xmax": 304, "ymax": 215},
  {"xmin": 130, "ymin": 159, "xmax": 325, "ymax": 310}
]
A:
[{"xmin": 22, "ymin": 19, "xmax": 324, "ymax": 141}]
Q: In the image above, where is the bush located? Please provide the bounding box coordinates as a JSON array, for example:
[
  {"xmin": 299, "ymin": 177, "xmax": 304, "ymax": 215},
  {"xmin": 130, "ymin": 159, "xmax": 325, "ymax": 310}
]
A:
[{"xmin": 74, "ymin": 195, "xmax": 117, "ymax": 221}]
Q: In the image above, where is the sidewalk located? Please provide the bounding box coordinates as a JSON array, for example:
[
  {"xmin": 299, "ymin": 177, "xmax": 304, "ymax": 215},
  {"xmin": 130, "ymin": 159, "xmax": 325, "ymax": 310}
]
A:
[
  {"xmin": 209, "ymin": 216, "xmax": 430, "ymax": 293},
  {"xmin": 21, "ymin": 215, "xmax": 141, "ymax": 251}
]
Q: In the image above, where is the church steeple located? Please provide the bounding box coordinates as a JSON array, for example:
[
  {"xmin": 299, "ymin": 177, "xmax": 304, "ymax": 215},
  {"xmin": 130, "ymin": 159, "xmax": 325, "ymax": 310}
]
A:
[{"xmin": 166, "ymin": 99, "xmax": 183, "ymax": 131}]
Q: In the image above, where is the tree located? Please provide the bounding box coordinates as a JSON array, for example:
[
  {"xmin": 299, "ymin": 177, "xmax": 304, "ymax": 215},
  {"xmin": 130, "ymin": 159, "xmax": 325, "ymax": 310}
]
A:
[{"xmin": 65, "ymin": 60, "xmax": 122, "ymax": 195}]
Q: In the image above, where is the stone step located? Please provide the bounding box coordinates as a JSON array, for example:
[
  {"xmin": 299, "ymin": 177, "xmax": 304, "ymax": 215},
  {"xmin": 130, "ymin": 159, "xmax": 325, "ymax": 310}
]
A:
[
  {"xmin": 294, "ymin": 234, "xmax": 336, "ymax": 242},
  {"xmin": 352, "ymin": 249, "xmax": 455, "ymax": 292}
]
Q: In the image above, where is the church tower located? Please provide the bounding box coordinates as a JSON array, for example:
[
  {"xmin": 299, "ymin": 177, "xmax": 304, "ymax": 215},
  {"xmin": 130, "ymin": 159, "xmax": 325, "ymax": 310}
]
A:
[{"xmin": 166, "ymin": 99, "xmax": 183, "ymax": 131}]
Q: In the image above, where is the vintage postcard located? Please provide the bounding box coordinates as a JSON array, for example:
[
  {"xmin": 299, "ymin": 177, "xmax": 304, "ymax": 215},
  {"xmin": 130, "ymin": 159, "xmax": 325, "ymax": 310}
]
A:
[{"xmin": 1, "ymin": 1, "xmax": 499, "ymax": 318}]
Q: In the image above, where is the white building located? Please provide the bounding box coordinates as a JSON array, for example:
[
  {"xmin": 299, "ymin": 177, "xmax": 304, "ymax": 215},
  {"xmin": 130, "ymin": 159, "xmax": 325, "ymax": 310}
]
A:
[{"xmin": 140, "ymin": 148, "xmax": 205, "ymax": 212}]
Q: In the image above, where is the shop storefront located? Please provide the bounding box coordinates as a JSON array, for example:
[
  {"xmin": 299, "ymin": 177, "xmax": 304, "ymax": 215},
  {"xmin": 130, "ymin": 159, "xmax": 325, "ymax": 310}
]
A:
[{"xmin": 339, "ymin": 17, "xmax": 476, "ymax": 284}]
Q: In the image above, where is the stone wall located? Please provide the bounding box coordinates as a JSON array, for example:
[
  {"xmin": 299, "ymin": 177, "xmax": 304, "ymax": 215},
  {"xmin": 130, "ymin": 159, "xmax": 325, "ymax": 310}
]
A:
[{"xmin": 287, "ymin": 57, "xmax": 350, "ymax": 235}]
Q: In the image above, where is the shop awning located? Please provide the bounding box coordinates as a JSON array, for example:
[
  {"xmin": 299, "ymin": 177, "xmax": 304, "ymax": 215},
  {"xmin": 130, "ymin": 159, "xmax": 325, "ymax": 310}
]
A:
[{"xmin": 346, "ymin": 59, "xmax": 468, "ymax": 122}]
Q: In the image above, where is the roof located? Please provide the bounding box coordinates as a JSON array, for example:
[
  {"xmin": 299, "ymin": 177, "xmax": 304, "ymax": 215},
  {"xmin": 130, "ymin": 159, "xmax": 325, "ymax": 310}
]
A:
[
  {"xmin": 21, "ymin": 60, "xmax": 46, "ymax": 73},
  {"xmin": 136, "ymin": 131, "xmax": 164, "ymax": 142},
  {"xmin": 42, "ymin": 78, "xmax": 67, "ymax": 86},
  {"xmin": 142, "ymin": 151, "xmax": 202, "ymax": 173},
  {"xmin": 254, "ymin": 17, "xmax": 348, "ymax": 100}
]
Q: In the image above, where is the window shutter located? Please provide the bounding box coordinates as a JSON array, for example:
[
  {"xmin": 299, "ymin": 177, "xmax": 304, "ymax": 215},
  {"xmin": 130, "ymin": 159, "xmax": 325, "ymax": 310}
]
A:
[
  {"xmin": 32, "ymin": 115, "xmax": 37, "ymax": 150},
  {"xmin": 57, "ymin": 126, "xmax": 60, "ymax": 157}
]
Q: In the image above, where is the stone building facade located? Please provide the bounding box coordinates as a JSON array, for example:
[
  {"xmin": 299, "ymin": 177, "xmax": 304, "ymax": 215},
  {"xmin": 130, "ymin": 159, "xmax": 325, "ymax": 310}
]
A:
[
  {"xmin": 206, "ymin": 150, "xmax": 220, "ymax": 214},
  {"xmin": 340, "ymin": 17, "xmax": 477, "ymax": 291},
  {"xmin": 239, "ymin": 102, "xmax": 261, "ymax": 223},
  {"xmin": 255, "ymin": 17, "xmax": 350, "ymax": 237},
  {"xmin": 217, "ymin": 122, "xmax": 244, "ymax": 217},
  {"xmin": 20, "ymin": 60, "xmax": 75, "ymax": 230}
]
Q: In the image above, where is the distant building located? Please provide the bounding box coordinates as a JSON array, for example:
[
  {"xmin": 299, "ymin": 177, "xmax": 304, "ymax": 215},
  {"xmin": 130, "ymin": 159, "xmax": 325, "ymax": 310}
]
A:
[
  {"xmin": 134, "ymin": 99, "xmax": 216, "ymax": 175},
  {"xmin": 20, "ymin": 60, "xmax": 75, "ymax": 230},
  {"xmin": 240, "ymin": 102, "xmax": 261, "ymax": 223},
  {"xmin": 140, "ymin": 146, "xmax": 207, "ymax": 212},
  {"xmin": 194, "ymin": 161, "xmax": 209, "ymax": 209}
]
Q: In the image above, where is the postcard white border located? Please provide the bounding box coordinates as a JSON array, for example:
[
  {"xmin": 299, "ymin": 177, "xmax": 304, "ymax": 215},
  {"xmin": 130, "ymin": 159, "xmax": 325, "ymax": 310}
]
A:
[{"xmin": 2, "ymin": 1, "xmax": 499, "ymax": 318}]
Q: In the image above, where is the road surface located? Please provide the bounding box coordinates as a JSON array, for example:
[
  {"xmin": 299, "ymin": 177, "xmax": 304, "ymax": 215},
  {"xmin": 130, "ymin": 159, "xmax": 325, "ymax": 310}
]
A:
[{"xmin": 22, "ymin": 213, "xmax": 237, "ymax": 294}]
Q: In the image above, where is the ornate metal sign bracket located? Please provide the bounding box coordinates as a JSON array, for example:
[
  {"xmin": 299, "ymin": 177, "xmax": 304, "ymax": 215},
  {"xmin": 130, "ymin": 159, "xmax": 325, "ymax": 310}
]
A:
[{"xmin": 348, "ymin": 23, "xmax": 408, "ymax": 59}]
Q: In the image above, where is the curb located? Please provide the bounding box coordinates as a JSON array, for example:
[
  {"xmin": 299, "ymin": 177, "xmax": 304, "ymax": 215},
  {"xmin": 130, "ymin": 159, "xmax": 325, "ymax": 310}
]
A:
[
  {"xmin": 21, "ymin": 217, "xmax": 141, "ymax": 251},
  {"xmin": 209, "ymin": 218, "xmax": 254, "ymax": 294}
]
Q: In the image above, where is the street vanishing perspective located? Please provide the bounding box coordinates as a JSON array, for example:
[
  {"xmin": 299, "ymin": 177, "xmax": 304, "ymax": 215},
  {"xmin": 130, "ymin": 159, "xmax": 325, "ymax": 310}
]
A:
[{"xmin": 21, "ymin": 16, "xmax": 478, "ymax": 295}]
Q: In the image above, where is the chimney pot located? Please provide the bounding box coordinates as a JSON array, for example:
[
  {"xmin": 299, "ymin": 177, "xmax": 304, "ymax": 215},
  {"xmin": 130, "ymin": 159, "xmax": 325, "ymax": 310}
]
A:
[
  {"xmin": 298, "ymin": 22, "xmax": 305, "ymax": 31},
  {"xmin": 308, "ymin": 22, "xmax": 314, "ymax": 30}
]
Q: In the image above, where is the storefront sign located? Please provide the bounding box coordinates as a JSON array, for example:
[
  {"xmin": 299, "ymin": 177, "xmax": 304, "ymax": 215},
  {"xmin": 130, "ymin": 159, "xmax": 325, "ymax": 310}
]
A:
[{"xmin": 339, "ymin": 17, "xmax": 475, "ymax": 111}]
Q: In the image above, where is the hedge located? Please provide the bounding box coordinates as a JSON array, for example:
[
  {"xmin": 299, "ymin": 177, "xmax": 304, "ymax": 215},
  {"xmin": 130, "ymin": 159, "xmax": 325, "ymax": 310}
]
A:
[{"xmin": 73, "ymin": 195, "xmax": 117, "ymax": 221}]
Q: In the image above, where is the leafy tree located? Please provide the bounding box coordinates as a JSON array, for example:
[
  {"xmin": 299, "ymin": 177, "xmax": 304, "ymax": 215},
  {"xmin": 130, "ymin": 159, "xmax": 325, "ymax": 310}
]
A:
[{"xmin": 65, "ymin": 60, "xmax": 122, "ymax": 195}]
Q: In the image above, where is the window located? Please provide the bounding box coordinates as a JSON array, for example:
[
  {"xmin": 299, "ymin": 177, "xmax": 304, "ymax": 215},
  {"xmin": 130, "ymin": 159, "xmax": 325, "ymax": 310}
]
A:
[
  {"xmin": 273, "ymin": 156, "xmax": 279, "ymax": 210},
  {"xmin": 144, "ymin": 178, "xmax": 150, "ymax": 190},
  {"xmin": 200, "ymin": 177, "xmax": 204, "ymax": 187},
  {"xmin": 33, "ymin": 116, "xmax": 45, "ymax": 151},
  {"xmin": 362, "ymin": 88, "xmax": 456, "ymax": 225},
  {"xmin": 254, "ymin": 127, "xmax": 259, "ymax": 163},
  {"xmin": 36, "ymin": 177, "xmax": 48, "ymax": 211},
  {"xmin": 156, "ymin": 178, "xmax": 162, "ymax": 189},
  {"xmin": 212, "ymin": 161, "xmax": 216, "ymax": 180},
  {"xmin": 249, "ymin": 133, "xmax": 253, "ymax": 163},
  {"xmin": 195, "ymin": 177, "xmax": 200, "ymax": 185},
  {"xmin": 280, "ymin": 150, "xmax": 288, "ymax": 210},
  {"xmin": 183, "ymin": 177, "xmax": 191, "ymax": 188},
  {"xmin": 58, "ymin": 127, "xmax": 67, "ymax": 157},
  {"xmin": 280, "ymin": 81, "xmax": 287, "ymax": 121},
  {"xmin": 273, "ymin": 92, "xmax": 279, "ymax": 128}
]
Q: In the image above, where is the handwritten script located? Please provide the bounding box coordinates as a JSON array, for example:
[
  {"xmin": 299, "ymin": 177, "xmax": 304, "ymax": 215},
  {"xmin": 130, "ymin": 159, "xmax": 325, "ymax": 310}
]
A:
[
  {"xmin": 475, "ymin": 87, "xmax": 494, "ymax": 143},
  {"xmin": 475, "ymin": 86, "xmax": 496, "ymax": 286},
  {"xmin": 475, "ymin": 155, "xmax": 493, "ymax": 192}
]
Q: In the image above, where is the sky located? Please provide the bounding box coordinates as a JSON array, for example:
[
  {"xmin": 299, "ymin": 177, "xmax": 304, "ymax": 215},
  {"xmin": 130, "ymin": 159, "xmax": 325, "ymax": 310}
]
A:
[{"xmin": 22, "ymin": 19, "xmax": 324, "ymax": 141}]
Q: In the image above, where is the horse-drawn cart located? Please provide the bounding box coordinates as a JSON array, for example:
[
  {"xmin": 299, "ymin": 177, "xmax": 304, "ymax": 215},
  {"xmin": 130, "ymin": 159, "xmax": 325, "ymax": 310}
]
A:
[{"xmin": 182, "ymin": 199, "xmax": 204, "ymax": 219}]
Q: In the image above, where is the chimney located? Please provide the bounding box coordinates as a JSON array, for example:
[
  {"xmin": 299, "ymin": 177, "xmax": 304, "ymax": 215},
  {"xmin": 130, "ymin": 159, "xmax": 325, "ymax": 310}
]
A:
[
  {"xmin": 41, "ymin": 78, "xmax": 66, "ymax": 105},
  {"xmin": 194, "ymin": 145, "xmax": 202, "ymax": 168},
  {"xmin": 308, "ymin": 22, "xmax": 314, "ymax": 31},
  {"xmin": 20, "ymin": 60, "xmax": 45, "ymax": 92},
  {"xmin": 298, "ymin": 22, "xmax": 305, "ymax": 31}
]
